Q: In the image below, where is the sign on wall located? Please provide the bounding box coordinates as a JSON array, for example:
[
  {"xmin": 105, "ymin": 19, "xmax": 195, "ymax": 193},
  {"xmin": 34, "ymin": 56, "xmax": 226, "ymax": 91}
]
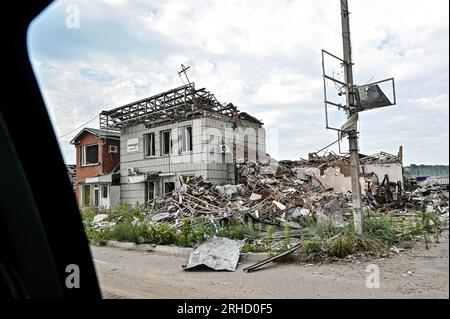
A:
[{"xmin": 127, "ymin": 138, "xmax": 139, "ymax": 152}]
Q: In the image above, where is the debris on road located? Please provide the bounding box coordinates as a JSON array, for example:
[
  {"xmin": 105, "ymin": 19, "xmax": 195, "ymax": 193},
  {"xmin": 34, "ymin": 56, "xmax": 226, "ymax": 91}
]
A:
[
  {"xmin": 183, "ymin": 237, "xmax": 245, "ymax": 271},
  {"xmin": 243, "ymin": 243, "xmax": 302, "ymax": 273},
  {"xmin": 84, "ymin": 155, "xmax": 448, "ymax": 265}
]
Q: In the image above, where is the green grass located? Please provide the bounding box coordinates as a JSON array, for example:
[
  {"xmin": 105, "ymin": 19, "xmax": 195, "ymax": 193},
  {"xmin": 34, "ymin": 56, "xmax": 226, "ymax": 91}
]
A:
[
  {"xmin": 104, "ymin": 222, "xmax": 148, "ymax": 243},
  {"xmin": 107, "ymin": 203, "xmax": 146, "ymax": 223},
  {"xmin": 216, "ymin": 220, "xmax": 246, "ymax": 240},
  {"xmin": 85, "ymin": 204, "xmax": 445, "ymax": 261},
  {"xmin": 81, "ymin": 207, "xmax": 99, "ymax": 223},
  {"xmin": 243, "ymin": 242, "xmax": 266, "ymax": 253},
  {"xmin": 147, "ymin": 222, "xmax": 178, "ymax": 245},
  {"xmin": 178, "ymin": 218, "xmax": 191, "ymax": 247},
  {"xmin": 282, "ymin": 223, "xmax": 292, "ymax": 250},
  {"xmin": 327, "ymin": 225, "xmax": 356, "ymax": 258}
]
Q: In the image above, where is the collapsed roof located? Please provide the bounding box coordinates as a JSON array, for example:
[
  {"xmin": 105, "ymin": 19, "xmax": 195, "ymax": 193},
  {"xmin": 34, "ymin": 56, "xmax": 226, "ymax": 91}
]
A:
[
  {"xmin": 279, "ymin": 150, "xmax": 402, "ymax": 169},
  {"xmin": 99, "ymin": 83, "xmax": 263, "ymax": 130}
]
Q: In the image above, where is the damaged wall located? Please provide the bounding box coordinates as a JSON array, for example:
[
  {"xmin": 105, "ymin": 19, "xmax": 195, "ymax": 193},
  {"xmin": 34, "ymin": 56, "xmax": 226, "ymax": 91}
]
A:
[
  {"xmin": 119, "ymin": 116, "xmax": 266, "ymax": 205},
  {"xmin": 295, "ymin": 163, "xmax": 403, "ymax": 194}
]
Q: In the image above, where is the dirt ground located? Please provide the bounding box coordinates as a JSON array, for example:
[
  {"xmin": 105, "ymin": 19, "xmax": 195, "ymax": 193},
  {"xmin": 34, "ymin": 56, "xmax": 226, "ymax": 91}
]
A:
[{"xmin": 91, "ymin": 231, "xmax": 449, "ymax": 299}]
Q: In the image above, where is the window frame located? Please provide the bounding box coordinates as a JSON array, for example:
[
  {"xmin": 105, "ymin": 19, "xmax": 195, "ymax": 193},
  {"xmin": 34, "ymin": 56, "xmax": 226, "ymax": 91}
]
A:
[
  {"xmin": 160, "ymin": 129, "xmax": 172, "ymax": 156},
  {"xmin": 81, "ymin": 143, "xmax": 99, "ymax": 166},
  {"xmin": 164, "ymin": 181, "xmax": 175, "ymax": 194},
  {"xmin": 145, "ymin": 181, "xmax": 155, "ymax": 202},
  {"xmin": 144, "ymin": 132, "xmax": 156, "ymax": 157},
  {"xmin": 179, "ymin": 126, "xmax": 193, "ymax": 153}
]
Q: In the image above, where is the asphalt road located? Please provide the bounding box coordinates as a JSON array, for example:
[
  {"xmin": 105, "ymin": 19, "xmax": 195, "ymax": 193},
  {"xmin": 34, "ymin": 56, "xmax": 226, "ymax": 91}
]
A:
[{"xmin": 91, "ymin": 232, "xmax": 449, "ymax": 299}]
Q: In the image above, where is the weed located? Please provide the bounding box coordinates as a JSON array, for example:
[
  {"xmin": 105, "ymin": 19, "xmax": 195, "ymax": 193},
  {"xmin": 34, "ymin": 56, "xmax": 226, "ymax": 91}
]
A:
[
  {"xmin": 217, "ymin": 220, "xmax": 246, "ymax": 240},
  {"xmin": 363, "ymin": 214, "xmax": 397, "ymax": 245},
  {"xmin": 178, "ymin": 218, "xmax": 191, "ymax": 247},
  {"xmin": 263, "ymin": 225, "xmax": 275, "ymax": 255},
  {"xmin": 107, "ymin": 222, "xmax": 148, "ymax": 243},
  {"xmin": 315, "ymin": 221, "xmax": 341, "ymax": 239},
  {"xmin": 283, "ymin": 223, "xmax": 292, "ymax": 250},
  {"xmin": 189, "ymin": 223, "xmax": 215, "ymax": 244},
  {"xmin": 147, "ymin": 222, "xmax": 178, "ymax": 245},
  {"xmin": 85, "ymin": 225, "xmax": 108, "ymax": 245},
  {"xmin": 243, "ymin": 242, "xmax": 266, "ymax": 253},
  {"xmin": 81, "ymin": 207, "xmax": 99, "ymax": 223},
  {"xmin": 108, "ymin": 203, "xmax": 145, "ymax": 223},
  {"xmin": 326, "ymin": 224, "xmax": 356, "ymax": 258}
]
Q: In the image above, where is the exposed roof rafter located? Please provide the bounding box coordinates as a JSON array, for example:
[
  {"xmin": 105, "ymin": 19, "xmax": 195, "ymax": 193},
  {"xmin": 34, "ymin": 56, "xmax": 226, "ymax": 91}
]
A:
[{"xmin": 99, "ymin": 83, "xmax": 262, "ymax": 130}]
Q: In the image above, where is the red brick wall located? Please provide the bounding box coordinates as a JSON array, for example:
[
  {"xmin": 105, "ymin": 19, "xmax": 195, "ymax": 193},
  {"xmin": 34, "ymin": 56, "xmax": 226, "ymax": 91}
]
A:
[
  {"xmin": 74, "ymin": 132, "xmax": 120, "ymax": 201},
  {"xmin": 102, "ymin": 138, "xmax": 120, "ymax": 174}
]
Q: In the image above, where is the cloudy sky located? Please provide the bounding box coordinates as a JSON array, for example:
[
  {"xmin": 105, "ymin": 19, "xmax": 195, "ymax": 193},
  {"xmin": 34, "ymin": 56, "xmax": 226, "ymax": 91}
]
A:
[{"xmin": 27, "ymin": 0, "xmax": 449, "ymax": 165}]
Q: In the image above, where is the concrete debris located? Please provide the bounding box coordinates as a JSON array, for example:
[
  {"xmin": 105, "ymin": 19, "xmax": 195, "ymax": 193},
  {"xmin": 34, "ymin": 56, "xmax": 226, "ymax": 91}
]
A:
[
  {"xmin": 137, "ymin": 160, "xmax": 447, "ymax": 236},
  {"xmin": 93, "ymin": 214, "xmax": 108, "ymax": 223},
  {"xmin": 272, "ymin": 200, "xmax": 286, "ymax": 211},
  {"xmin": 316, "ymin": 199, "xmax": 345, "ymax": 225},
  {"xmin": 249, "ymin": 193, "xmax": 262, "ymax": 201},
  {"xmin": 214, "ymin": 184, "xmax": 244, "ymax": 199},
  {"xmin": 183, "ymin": 236, "xmax": 245, "ymax": 271},
  {"xmin": 405, "ymin": 184, "xmax": 449, "ymax": 216}
]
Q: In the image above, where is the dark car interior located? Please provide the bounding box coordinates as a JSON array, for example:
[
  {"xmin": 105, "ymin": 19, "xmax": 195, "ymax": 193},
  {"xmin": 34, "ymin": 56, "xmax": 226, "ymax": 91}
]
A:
[{"xmin": 1, "ymin": 0, "xmax": 101, "ymax": 298}]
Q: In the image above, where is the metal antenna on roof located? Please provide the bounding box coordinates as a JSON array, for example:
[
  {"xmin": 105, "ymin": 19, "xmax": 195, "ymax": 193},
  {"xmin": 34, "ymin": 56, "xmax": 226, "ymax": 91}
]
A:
[{"xmin": 178, "ymin": 64, "xmax": 191, "ymax": 85}]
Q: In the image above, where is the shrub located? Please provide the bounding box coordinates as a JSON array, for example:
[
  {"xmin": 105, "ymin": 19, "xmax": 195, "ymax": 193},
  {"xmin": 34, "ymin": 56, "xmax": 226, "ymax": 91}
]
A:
[
  {"xmin": 302, "ymin": 238, "xmax": 323, "ymax": 255},
  {"xmin": 108, "ymin": 203, "xmax": 145, "ymax": 223},
  {"xmin": 216, "ymin": 220, "xmax": 246, "ymax": 240},
  {"xmin": 363, "ymin": 215, "xmax": 397, "ymax": 245},
  {"xmin": 189, "ymin": 223, "xmax": 215, "ymax": 244},
  {"xmin": 147, "ymin": 222, "xmax": 178, "ymax": 245},
  {"xmin": 327, "ymin": 227, "xmax": 356, "ymax": 258},
  {"xmin": 81, "ymin": 207, "xmax": 99, "ymax": 223},
  {"xmin": 178, "ymin": 218, "xmax": 191, "ymax": 247},
  {"xmin": 107, "ymin": 221, "xmax": 148, "ymax": 243}
]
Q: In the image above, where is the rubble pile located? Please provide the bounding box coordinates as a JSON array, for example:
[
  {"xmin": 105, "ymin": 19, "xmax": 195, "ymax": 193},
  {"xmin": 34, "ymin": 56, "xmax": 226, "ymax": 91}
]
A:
[
  {"xmin": 142, "ymin": 161, "xmax": 354, "ymax": 230},
  {"xmin": 405, "ymin": 184, "xmax": 449, "ymax": 219},
  {"xmin": 138, "ymin": 158, "xmax": 449, "ymax": 232}
]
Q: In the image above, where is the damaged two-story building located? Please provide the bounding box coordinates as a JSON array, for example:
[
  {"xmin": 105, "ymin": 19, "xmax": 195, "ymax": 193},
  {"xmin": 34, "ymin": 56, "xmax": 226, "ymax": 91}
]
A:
[
  {"xmin": 99, "ymin": 83, "xmax": 266, "ymax": 206},
  {"xmin": 70, "ymin": 127, "xmax": 121, "ymax": 209}
]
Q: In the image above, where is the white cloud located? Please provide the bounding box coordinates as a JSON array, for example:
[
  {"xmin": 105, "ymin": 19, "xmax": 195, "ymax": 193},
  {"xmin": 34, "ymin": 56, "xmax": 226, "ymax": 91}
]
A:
[{"xmin": 28, "ymin": 0, "xmax": 449, "ymax": 165}]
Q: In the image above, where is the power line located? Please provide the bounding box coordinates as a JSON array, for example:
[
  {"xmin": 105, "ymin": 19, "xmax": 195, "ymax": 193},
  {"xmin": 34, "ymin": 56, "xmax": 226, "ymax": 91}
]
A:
[{"xmin": 57, "ymin": 115, "xmax": 99, "ymax": 139}]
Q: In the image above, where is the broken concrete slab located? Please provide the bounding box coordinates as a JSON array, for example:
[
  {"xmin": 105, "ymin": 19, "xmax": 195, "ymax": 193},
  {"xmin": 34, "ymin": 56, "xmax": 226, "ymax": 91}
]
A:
[
  {"xmin": 316, "ymin": 199, "xmax": 344, "ymax": 225},
  {"xmin": 283, "ymin": 206, "xmax": 310, "ymax": 222},
  {"xmin": 250, "ymin": 193, "xmax": 263, "ymax": 201},
  {"xmin": 93, "ymin": 214, "xmax": 108, "ymax": 224},
  {"xmin": 183, "ymin": 237, "xmax": 245, "ymax": 271},
  {"xmin": 272, "ymin": 200, "xmax": 286, "ymax": 211},
  {"xmin": 215, "ymin": 184, "xmax": 244, "ymax": 199}
]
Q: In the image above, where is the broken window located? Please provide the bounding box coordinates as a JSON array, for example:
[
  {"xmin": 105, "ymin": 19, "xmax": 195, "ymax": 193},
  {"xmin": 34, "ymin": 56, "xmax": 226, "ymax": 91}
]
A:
[
  {"xmin": 144, "ymin": 132, "xmax": 155, "ymax": 157},
  {"xmin": 145, "ymin": 182, "xmax": 155, "ymax": 202},
  {"xmin": 181, "ymin": 175, "xmax": 194, "ymax": 184},
  {"xmin": 179, "ymin": 126, "xmax": 193, "ymax": 152},
  {"xmin": 164, "ymin": 182, "xmax": 175, "ymax": 194},
  {"xmin": 82, "ymin": 144, "xmax": 98, "ymax": 165},
  {"xmin": 244, "ymin": 135, "xmax": 249, "ymax": 162},
  {"xmin": 161, "ymin": 130, "xmax": 171, "ymax": 156}
]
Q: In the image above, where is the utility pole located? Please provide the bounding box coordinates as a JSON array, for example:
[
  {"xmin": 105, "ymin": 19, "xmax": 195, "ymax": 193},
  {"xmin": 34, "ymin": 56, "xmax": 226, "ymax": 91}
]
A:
[{"xmin": 340, "ymin": 0, "xmax": 363, "ymax": 234}]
